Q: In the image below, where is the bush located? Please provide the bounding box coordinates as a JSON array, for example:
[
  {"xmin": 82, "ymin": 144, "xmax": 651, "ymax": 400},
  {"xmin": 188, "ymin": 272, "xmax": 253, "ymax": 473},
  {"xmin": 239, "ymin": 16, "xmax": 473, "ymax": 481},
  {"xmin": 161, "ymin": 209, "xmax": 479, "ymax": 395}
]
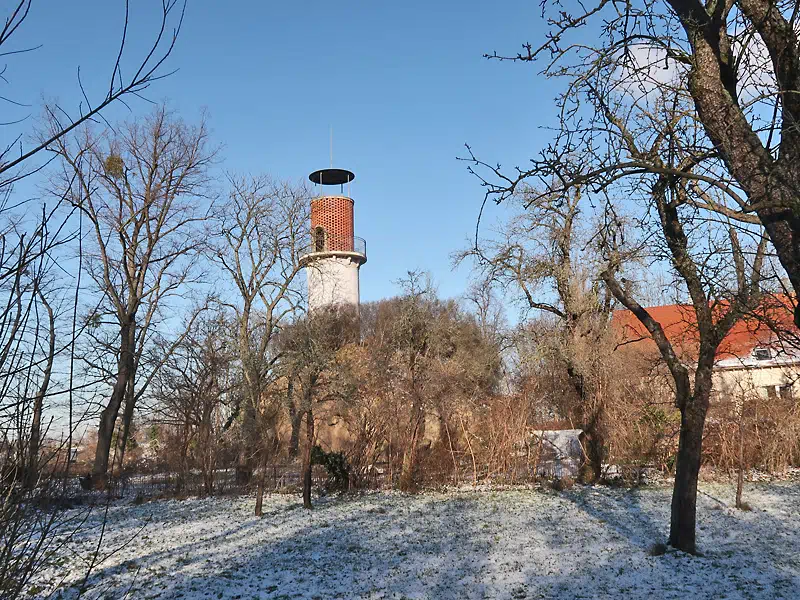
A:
[{"xmin": 311, "ymin": 446, "xmax": 350, "ymax": 491}]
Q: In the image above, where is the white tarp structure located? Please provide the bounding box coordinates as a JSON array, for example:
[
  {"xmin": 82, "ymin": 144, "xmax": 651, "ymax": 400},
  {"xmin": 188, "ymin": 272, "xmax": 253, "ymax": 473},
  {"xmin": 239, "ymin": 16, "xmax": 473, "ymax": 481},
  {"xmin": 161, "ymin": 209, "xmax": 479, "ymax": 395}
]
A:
[{"xmin": 532, "ymin": 428, "xmax": 584, "ymax": 478}]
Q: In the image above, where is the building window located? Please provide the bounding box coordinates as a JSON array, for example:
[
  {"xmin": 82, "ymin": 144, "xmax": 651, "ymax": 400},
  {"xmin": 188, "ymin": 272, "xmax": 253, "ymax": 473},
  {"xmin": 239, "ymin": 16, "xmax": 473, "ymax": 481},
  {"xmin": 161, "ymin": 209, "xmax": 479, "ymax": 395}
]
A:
[
  {"xmin": 754, "ymin": 347, "xmax": 772, "ymax": 361},
  {"xmin": 762, "ymin": 384, "xmax": 793, "ymax": 401},
  {"xmin": 314, "ymin": 227, "xmax": 325, "ymax": 252}
]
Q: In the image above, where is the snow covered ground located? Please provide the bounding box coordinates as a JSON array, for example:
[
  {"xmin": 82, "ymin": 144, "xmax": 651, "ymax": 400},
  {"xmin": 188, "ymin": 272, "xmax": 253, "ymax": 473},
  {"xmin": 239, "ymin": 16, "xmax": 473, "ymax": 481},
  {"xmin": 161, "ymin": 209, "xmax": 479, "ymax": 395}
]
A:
[{"xmin": 31, "ymin": 482, "xmax": 800, "ymax": 599}]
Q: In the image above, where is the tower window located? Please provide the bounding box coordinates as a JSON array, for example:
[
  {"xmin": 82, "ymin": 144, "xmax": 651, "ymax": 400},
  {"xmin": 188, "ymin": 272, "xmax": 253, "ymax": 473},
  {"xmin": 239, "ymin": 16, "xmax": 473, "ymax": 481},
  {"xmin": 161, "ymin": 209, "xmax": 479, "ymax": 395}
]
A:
[{"xmin": 314, "ymin": 227, "xmax": 326, "ymax": 252}]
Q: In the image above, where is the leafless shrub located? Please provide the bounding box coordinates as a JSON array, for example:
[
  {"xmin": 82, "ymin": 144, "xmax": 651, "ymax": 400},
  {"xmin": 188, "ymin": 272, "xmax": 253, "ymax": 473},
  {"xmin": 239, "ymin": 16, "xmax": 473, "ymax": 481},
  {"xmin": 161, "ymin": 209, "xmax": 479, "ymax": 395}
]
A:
[{"xmin": 149, "ymin": 310, "xmax": 236, "ymax": 495}]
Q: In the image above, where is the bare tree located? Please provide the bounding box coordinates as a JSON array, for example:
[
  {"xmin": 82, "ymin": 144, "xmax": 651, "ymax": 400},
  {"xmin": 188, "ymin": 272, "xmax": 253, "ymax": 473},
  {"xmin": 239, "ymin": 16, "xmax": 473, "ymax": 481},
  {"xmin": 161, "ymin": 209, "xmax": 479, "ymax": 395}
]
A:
[
  {"xmin": 591, "ymin": 90, "xmax": 769, "ymax": 551},
  {"xmin": 0, "ymin": 0, "xmax": 186, "ymax": 192},
  {"xmin": 0, "ymin": 198, "xmax": 86, "ymax": 598},
  {"xmin": 468, "ymin": 0, "xmax": 789, "ymax": 552},
  {"xmin": 0, "ymin": 227, "xmax": 59, "ymax": 467},
  {"xmin": 390, "ymin": 272, "xmax": 438, "ymax": 491},
  {"xmin": 22, "ymin": 287, "xmax": 55, "ymax": 489},
  {"xmin": 600, "ymin": 228, "xmax": 765, "ymax": 553},
  {"xmin": 276, "ymin": 306, "xmax": 360, "ymax": 509},
  {"xmin": 470, "ymin": 146, "xmax": 768, "ymax": 553},
  {"xmin": 459, "ymin": 190, "xmax": 616, "ymax": 482},
  {"xmin": 0, "ymin": 2, "xmax": 190, "ymax": 595},
  {"xmin": 48, "ymin": 107, "xmax": 215, "ymax": 485},
  {"xmin": 463, "ymin": 280, "xmax": 508, "ymax": 351},
  {"xmin": 210, "ymin": 174, "xmax": 309, "ymax": 508},
  {"xmin": 482, "ymin": 0, "xmax": 800, "ymax": 327},
  {"xmin": 150, "ymin": 309, "xmax": 235, "ymax": 495}
]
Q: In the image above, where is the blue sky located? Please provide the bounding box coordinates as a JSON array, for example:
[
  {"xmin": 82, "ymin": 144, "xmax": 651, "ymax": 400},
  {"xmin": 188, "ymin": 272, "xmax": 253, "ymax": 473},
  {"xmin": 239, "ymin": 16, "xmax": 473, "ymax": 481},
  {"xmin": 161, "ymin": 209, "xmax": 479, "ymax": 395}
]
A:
[{"xmin": 8, "ymin": 0, "xmax": 558, "ymax": 304}]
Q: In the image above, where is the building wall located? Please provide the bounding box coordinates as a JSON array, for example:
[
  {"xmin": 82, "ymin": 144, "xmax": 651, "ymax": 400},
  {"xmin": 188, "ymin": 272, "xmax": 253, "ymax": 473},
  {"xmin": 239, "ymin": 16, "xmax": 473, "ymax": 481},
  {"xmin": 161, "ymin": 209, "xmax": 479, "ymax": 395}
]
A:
[
  {"xmin": 307, "ymin": 256, "xmax": 361, "ymax": 310},
  {"xmin": 713, "ymin": 364, "xmax": 800, "ymax": 401}
]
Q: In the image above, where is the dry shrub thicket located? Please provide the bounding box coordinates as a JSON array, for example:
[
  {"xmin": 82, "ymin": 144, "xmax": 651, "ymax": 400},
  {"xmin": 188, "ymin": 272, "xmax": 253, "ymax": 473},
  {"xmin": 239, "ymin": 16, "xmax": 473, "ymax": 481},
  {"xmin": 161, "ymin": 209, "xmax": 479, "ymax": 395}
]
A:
[
  {"xmin": 706, "ymin": 384, "xmax": 800, "ymax": 477},
  {"xmin": 136, "ymin": 277, "xmax": 800, "ymax": 498}
]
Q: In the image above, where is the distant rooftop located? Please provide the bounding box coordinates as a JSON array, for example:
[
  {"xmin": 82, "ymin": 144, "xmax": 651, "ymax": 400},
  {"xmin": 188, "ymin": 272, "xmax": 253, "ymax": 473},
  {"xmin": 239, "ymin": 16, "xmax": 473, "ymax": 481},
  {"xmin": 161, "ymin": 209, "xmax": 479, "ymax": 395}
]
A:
[{"xmin": 612, "ymin": 295, "xmax": 799, "ymax": 365}]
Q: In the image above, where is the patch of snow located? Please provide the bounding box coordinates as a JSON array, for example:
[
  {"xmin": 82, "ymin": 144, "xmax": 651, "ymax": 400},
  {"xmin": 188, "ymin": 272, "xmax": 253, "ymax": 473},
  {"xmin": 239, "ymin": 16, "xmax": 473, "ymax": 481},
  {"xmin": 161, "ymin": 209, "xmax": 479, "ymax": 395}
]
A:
[{"xmin": 30, "ymin": 482, "xmax": 800, "ymax": 599}]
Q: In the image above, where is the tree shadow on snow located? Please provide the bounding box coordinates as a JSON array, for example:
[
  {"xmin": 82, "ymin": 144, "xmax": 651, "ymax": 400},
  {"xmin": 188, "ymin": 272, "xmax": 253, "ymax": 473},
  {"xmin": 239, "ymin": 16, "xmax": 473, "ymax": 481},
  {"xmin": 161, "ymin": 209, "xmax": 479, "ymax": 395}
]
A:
[
  {"xmin": 539, "ymin": 484, "xmax": 800, "ymax": 600},
  {"xmin": 72, "ymin": 493, "xmax": 502, "ymax": 599},
  {"xmin": 58, "ymin": 486, "xmax": 800, "ymax": 600}
]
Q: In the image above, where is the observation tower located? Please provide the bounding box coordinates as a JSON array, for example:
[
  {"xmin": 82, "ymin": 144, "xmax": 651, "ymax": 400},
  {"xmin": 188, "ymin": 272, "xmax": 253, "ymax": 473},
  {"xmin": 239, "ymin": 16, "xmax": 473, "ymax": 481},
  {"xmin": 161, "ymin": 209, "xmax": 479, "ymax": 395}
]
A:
[{"xmin": 300, "ymin": 168, "xmax": 367, "ymax": 310}]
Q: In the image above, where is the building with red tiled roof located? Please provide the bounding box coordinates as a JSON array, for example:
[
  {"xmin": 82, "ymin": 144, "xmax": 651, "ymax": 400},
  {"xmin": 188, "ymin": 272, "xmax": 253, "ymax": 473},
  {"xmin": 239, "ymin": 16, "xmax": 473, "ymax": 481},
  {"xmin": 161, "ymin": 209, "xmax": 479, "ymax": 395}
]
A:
[{"xmin": 612, "ymin": 296, "xmax": 800, "ymax": 403}]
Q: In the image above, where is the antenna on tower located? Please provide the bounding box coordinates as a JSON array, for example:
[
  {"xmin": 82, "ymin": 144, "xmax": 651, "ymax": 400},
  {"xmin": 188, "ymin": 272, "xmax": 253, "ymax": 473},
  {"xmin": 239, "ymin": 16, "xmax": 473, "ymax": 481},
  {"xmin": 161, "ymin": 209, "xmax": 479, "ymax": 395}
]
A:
[{"xmin": 329, "ymin": 126, "xmax": 333, "ymax": 168}]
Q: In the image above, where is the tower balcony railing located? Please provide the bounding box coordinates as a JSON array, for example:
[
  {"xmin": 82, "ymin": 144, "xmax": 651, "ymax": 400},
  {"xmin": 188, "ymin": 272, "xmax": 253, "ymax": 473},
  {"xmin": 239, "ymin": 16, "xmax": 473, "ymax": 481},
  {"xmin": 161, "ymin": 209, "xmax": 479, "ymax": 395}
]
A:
[{"xmin": 299, "ymin": 233, "xmax": 367, "ymax": 262}]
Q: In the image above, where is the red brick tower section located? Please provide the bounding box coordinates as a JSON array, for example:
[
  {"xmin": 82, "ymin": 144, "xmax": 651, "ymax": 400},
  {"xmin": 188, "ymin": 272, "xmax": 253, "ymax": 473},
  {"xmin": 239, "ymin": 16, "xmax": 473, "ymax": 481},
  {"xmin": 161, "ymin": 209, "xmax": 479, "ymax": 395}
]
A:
[{"xmin": 310, "ymin": 196, "xmax": 354, "ymax": 252}]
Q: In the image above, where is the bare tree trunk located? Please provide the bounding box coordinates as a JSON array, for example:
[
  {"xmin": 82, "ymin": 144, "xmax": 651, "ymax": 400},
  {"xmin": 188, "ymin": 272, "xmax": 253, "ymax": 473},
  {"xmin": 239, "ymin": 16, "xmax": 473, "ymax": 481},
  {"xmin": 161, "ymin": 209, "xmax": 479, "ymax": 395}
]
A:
[
  {"xmin": 584, "ymin": 411, "xmax": 605, "ymax": 483},
  {"xmin": 283, "ymin": 376, "xmax": 302, "ymax": 459},
  {"xmin": 566, "ymin": 364, "xmax": 604, "ymax": 483},
  {"xmin": 400, "ymin": 406, "xmax": 424, "ymax": 492},
  {"xmin": 25, "ymin": 401, "xmax": 44, "ymax": 489},
  {"xmin": 114, "ymin": 376, "xmax": 137, "ymax": 475},
  {"xmin": 254, "ymin": 446, "xmax": 270, "ymax": 516},
  {"xmin": 302, "ymin": 409, "xmax": 315, "ymax": 509},
  {"xmin": 669, "ymin": 379, "xmax": 710, "ymax": 554},
  {"xmin": 56, "ymin": 109, "xmax": 214, "ymax": 487},
  {"xmin": 92, "ymin": 319, "xmax": 135, "ymax": 485},
  {"xmin": 663, "ymin": 3, "xmax": 800, "ymax": 327},
  {"xmin": 736, "ymin": 408, "xmax": 745, "ymax": 509},
  {"xmin": 200, "ymin": 410, "xmax": 215, "ymax": 496},
  {"xmin": 178, "ymin": 421, "xmax": 191, "ymax": 493},
  {"xmin": 399, "ymin": 436, "xmax": 417, "ymax": 492},
  {"xmin": 289, "ymin": 410, "xmax": 303, "ymax": 459},
  {"xmin": 603, "ymin": 272, "xmax": 729, "ymax": 555},
  {"xmin": 24, "ymin": 292, "xmax": 55, "ymax": 489},
  {"xmin": 237, "ymin": 372, "xmax": 259, "ymax": 482}
]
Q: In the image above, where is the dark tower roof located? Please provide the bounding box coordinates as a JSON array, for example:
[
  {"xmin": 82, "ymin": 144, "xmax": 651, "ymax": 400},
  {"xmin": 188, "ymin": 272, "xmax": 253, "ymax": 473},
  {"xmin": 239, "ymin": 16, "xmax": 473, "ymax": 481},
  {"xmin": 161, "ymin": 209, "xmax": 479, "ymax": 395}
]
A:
[{"xmin": 309, "ymin": 168, "xmax": 355, "ymax": 186}]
